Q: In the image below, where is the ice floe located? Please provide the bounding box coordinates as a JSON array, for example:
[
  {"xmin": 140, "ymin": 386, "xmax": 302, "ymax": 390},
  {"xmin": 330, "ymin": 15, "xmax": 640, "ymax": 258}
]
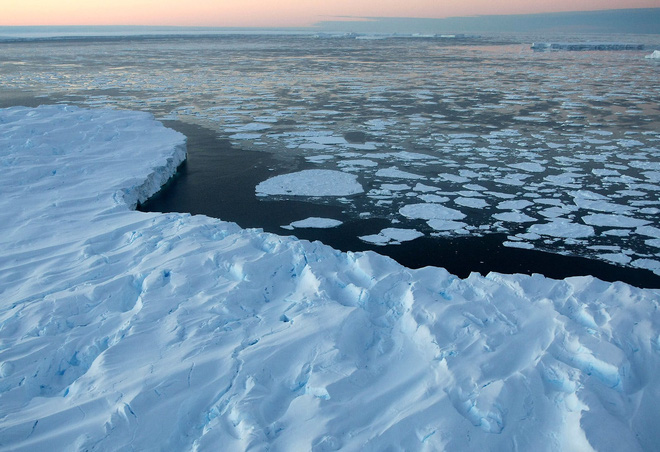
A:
[
  {"xmin": 359, "ymin": 227, "xmax": 423, "ymax": 245},
  {"xmin": 282, "ymin": 217, "xmax": 343, "ymax": 230},
  {"xmin": 256, "ymin": 170, "xmax": 363, "ymax": 197},
  {"xmin": 399, "ymin": 203, "xmax": 466, "ymax": 221},
  {"xmin": 2, "ymin": 106, "xmax": 660, "ymax": 451},
  {"xmin": 529, "ymin": 219, "xmax": 595, "ymax": 238}
]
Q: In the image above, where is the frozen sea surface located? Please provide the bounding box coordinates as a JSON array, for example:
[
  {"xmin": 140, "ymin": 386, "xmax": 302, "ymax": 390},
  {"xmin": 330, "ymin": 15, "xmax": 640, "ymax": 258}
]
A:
[
  {"xmin": 2, "ymin": 106, "xmax": 660, "ymax": 451},
  {"xmin": 1, "ymin": 33, "xmax": 659, "ymax": 277}
]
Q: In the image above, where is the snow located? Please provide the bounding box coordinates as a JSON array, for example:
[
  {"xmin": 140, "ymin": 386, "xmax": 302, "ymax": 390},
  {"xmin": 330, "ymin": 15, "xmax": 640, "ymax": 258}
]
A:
[
  {"xmin": 645, "ymin": 50, "xmax": 660, "ymax": 59},
  {"xmin": 255, "ymin": 169, "xmax": 363, "ymax": 197},
  {"xmin": 2, "ymin": 106, "xmax": 660, "ymax": 451}
]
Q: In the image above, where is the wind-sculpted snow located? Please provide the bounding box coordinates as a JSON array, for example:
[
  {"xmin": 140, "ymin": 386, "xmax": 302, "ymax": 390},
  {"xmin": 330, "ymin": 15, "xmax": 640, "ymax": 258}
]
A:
[{"xmin": 2, "ymin": 106, "xmax": 660, "ymax": 451}]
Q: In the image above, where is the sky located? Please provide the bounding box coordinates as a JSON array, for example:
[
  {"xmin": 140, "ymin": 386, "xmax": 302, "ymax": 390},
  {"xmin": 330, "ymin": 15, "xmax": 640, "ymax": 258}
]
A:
[{"xmin": 2, "ymin": 0, "xmax": 660, "ymax": 27}]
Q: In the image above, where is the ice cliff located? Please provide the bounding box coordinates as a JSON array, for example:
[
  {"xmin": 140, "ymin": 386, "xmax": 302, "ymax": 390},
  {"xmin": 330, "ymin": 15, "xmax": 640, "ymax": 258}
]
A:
[{"xmin": 1, "ymin": 106, "xmax": 659, "ymax": 451}]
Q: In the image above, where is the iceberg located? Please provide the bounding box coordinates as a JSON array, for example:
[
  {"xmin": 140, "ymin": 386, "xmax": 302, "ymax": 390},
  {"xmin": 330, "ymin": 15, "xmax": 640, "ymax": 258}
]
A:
[
  {"xmin": 532, "ymin": 42, "xmax": 645, "ymax": 51},
  {"xmin": 2, "ymin": 106, "xmax": 660, "ymax": 451},
  {"xmin": 645, "ymin": 50, "xmax": 660, "ymax": 59}
]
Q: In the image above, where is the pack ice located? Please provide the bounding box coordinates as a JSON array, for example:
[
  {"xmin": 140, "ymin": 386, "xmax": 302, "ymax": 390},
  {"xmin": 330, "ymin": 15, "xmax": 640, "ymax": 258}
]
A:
[{"xmin": 1, "ymin": 106, "xmax": 660, "ymax": 452}]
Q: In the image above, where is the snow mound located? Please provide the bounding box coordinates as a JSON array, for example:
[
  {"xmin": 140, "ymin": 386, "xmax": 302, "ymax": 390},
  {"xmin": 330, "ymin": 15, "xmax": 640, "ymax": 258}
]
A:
[
  {"xmin": 256, "ymin": 169, "xmax": 363, "ymax": 197},
  {"xmin": 2, "ymin": 106, "xmax": 660, "ymax": 451}
]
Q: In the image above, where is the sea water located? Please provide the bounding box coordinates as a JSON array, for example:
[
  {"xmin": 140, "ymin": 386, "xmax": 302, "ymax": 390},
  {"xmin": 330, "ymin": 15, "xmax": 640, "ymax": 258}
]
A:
[{"xmin": 1, "ymin": 32, "xmax": 659, "ymax": 285}]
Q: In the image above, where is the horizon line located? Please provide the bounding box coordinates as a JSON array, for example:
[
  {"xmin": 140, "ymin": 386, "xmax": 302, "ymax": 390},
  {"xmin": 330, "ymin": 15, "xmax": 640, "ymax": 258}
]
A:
[{"xmin": 2, "ymin": 6, "xmax": 659, "ymax": 29}]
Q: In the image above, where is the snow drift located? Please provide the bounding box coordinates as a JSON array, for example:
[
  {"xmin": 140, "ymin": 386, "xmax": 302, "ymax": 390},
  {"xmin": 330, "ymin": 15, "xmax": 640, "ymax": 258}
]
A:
[{"xmin": 1, "ymin": 106, "xmax": 659, "ymax": 451}]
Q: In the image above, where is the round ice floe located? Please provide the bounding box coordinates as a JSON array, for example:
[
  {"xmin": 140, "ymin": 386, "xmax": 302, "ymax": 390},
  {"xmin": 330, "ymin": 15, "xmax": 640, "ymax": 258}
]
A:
[
  {"xmin": 400, "ymin": 203, "xmax": 466, "ymax": 221},
  {"xmin": 256, "ymin": 170, "xmax": 363, "ymax": 197},
  {"xmin": 455, "ymin": 197, "xmax": 489, "ymax": 209},
  {"xmin": 529, "ymin": 220, "xmax": 594, "ymax": 238},
  {"xmin": 285, "ymin": 217, "xmax": 343, "ymax": 229}
]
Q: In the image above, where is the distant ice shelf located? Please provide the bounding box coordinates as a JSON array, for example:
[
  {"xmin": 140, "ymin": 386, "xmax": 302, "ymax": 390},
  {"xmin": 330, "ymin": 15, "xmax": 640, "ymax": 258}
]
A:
[
  {"xmin": 1, "ymin": 106, "xmax": 660, "ymax": 452},
  {"xmin": 532, "ymin": 42, "xmax": 645, "ymax": 51}
]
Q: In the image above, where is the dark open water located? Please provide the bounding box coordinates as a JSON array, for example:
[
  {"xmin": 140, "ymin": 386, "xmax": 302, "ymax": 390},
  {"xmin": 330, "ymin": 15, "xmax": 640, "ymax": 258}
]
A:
[
  {"xmin": 140, "ymin": 121, "xmax": 660, "ymax": 287},
  {"xmin": 1, "ymin": 33, "xmax": 659, "ymax": 287}
]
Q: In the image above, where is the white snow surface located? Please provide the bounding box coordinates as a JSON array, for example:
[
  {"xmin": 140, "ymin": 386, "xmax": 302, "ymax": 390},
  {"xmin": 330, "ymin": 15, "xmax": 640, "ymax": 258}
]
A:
[
  {"xmin": 2, "ymin": 106, "xmax": 660, "ymax": 452},
  {"xmin": 256, "ymin": 169, "xmax": 363, "ymax": 197}
]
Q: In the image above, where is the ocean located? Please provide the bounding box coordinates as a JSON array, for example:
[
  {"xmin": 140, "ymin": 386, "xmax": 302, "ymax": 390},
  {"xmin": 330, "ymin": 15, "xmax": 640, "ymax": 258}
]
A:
[{"xmin": 1, "ymin": 30, "xmax": 659, "ymax": 286}]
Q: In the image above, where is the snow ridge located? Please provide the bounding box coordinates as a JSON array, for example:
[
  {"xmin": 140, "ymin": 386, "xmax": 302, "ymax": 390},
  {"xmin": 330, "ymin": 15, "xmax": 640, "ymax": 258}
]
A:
[{"xmin": 1, "ymin": 106, "xmax": 660, "ymax": 451}]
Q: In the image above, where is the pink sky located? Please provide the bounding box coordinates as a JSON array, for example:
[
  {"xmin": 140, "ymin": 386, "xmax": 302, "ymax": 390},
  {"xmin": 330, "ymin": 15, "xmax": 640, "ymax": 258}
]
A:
[{"xmin": 2, "ymin": 0, "xmax": 660, "ymax": 27}]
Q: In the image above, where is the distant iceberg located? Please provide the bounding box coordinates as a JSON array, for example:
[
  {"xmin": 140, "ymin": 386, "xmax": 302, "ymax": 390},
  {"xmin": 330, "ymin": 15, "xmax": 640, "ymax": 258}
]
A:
[
  {"xmin": 532, "ymin": 42, "xmax": 645, "ymax": 51},
  {"xmin": 645, "ymin": 50, "xmax": 660, "ymax": 59}
]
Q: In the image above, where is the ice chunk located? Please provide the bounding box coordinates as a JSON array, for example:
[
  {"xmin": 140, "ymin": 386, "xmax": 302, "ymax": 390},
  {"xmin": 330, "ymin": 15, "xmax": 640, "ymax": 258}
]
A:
[
  {"xmin": 427, "ymin": 219, "xmax": 469, "ymax": 231},
  {"xmin": 375, "ymin": 167, "xmax": 424, "ymax": 180},
  {"xmin": 508, "ymin": 162, "xmax": 546, "ymax": 173},
  {"xmin": 256, "ymin": 170, "xmax": 363, "ymax": 197},
  {"xmin": 455, "ymin": 197, "xmax": 488, "ymax": 209},
  {"xmin": 400, "ymin": 203, "xmax": 466, "ymax": 220},
  {"xmin": 497, "ymin": 200, "xmax": 533, "ymax": 210},
  {"xmin": 529, "ymin": 219, "xmax": 595, "ymax": 238},
  {"xmin": 359, "ymin": 227, "xmax": 423, "ymax": 245},
  {"xmin": 645, "ymin": 50, "xmax": 660, "ymax": 59},
  {"xmin": 582, "ymin": 214, "xmax": 650, "ymax": 228},
  {"xmin": 494, "ymin": 212, "xmax": 536, "ymax": 223},
  {"xmin": 284, "ymin": 217, "xmax": 343, "ymax": 229},
  {"xmin": 503, "ymin": 241, "xmax": 534, "ymax": 249}
]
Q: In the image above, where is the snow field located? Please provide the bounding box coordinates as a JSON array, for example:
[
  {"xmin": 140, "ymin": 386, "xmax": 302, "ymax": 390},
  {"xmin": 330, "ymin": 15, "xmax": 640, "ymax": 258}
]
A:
[{"xmin": 1, "ymin": 106, "xmax": 660, "ymax": 451}]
